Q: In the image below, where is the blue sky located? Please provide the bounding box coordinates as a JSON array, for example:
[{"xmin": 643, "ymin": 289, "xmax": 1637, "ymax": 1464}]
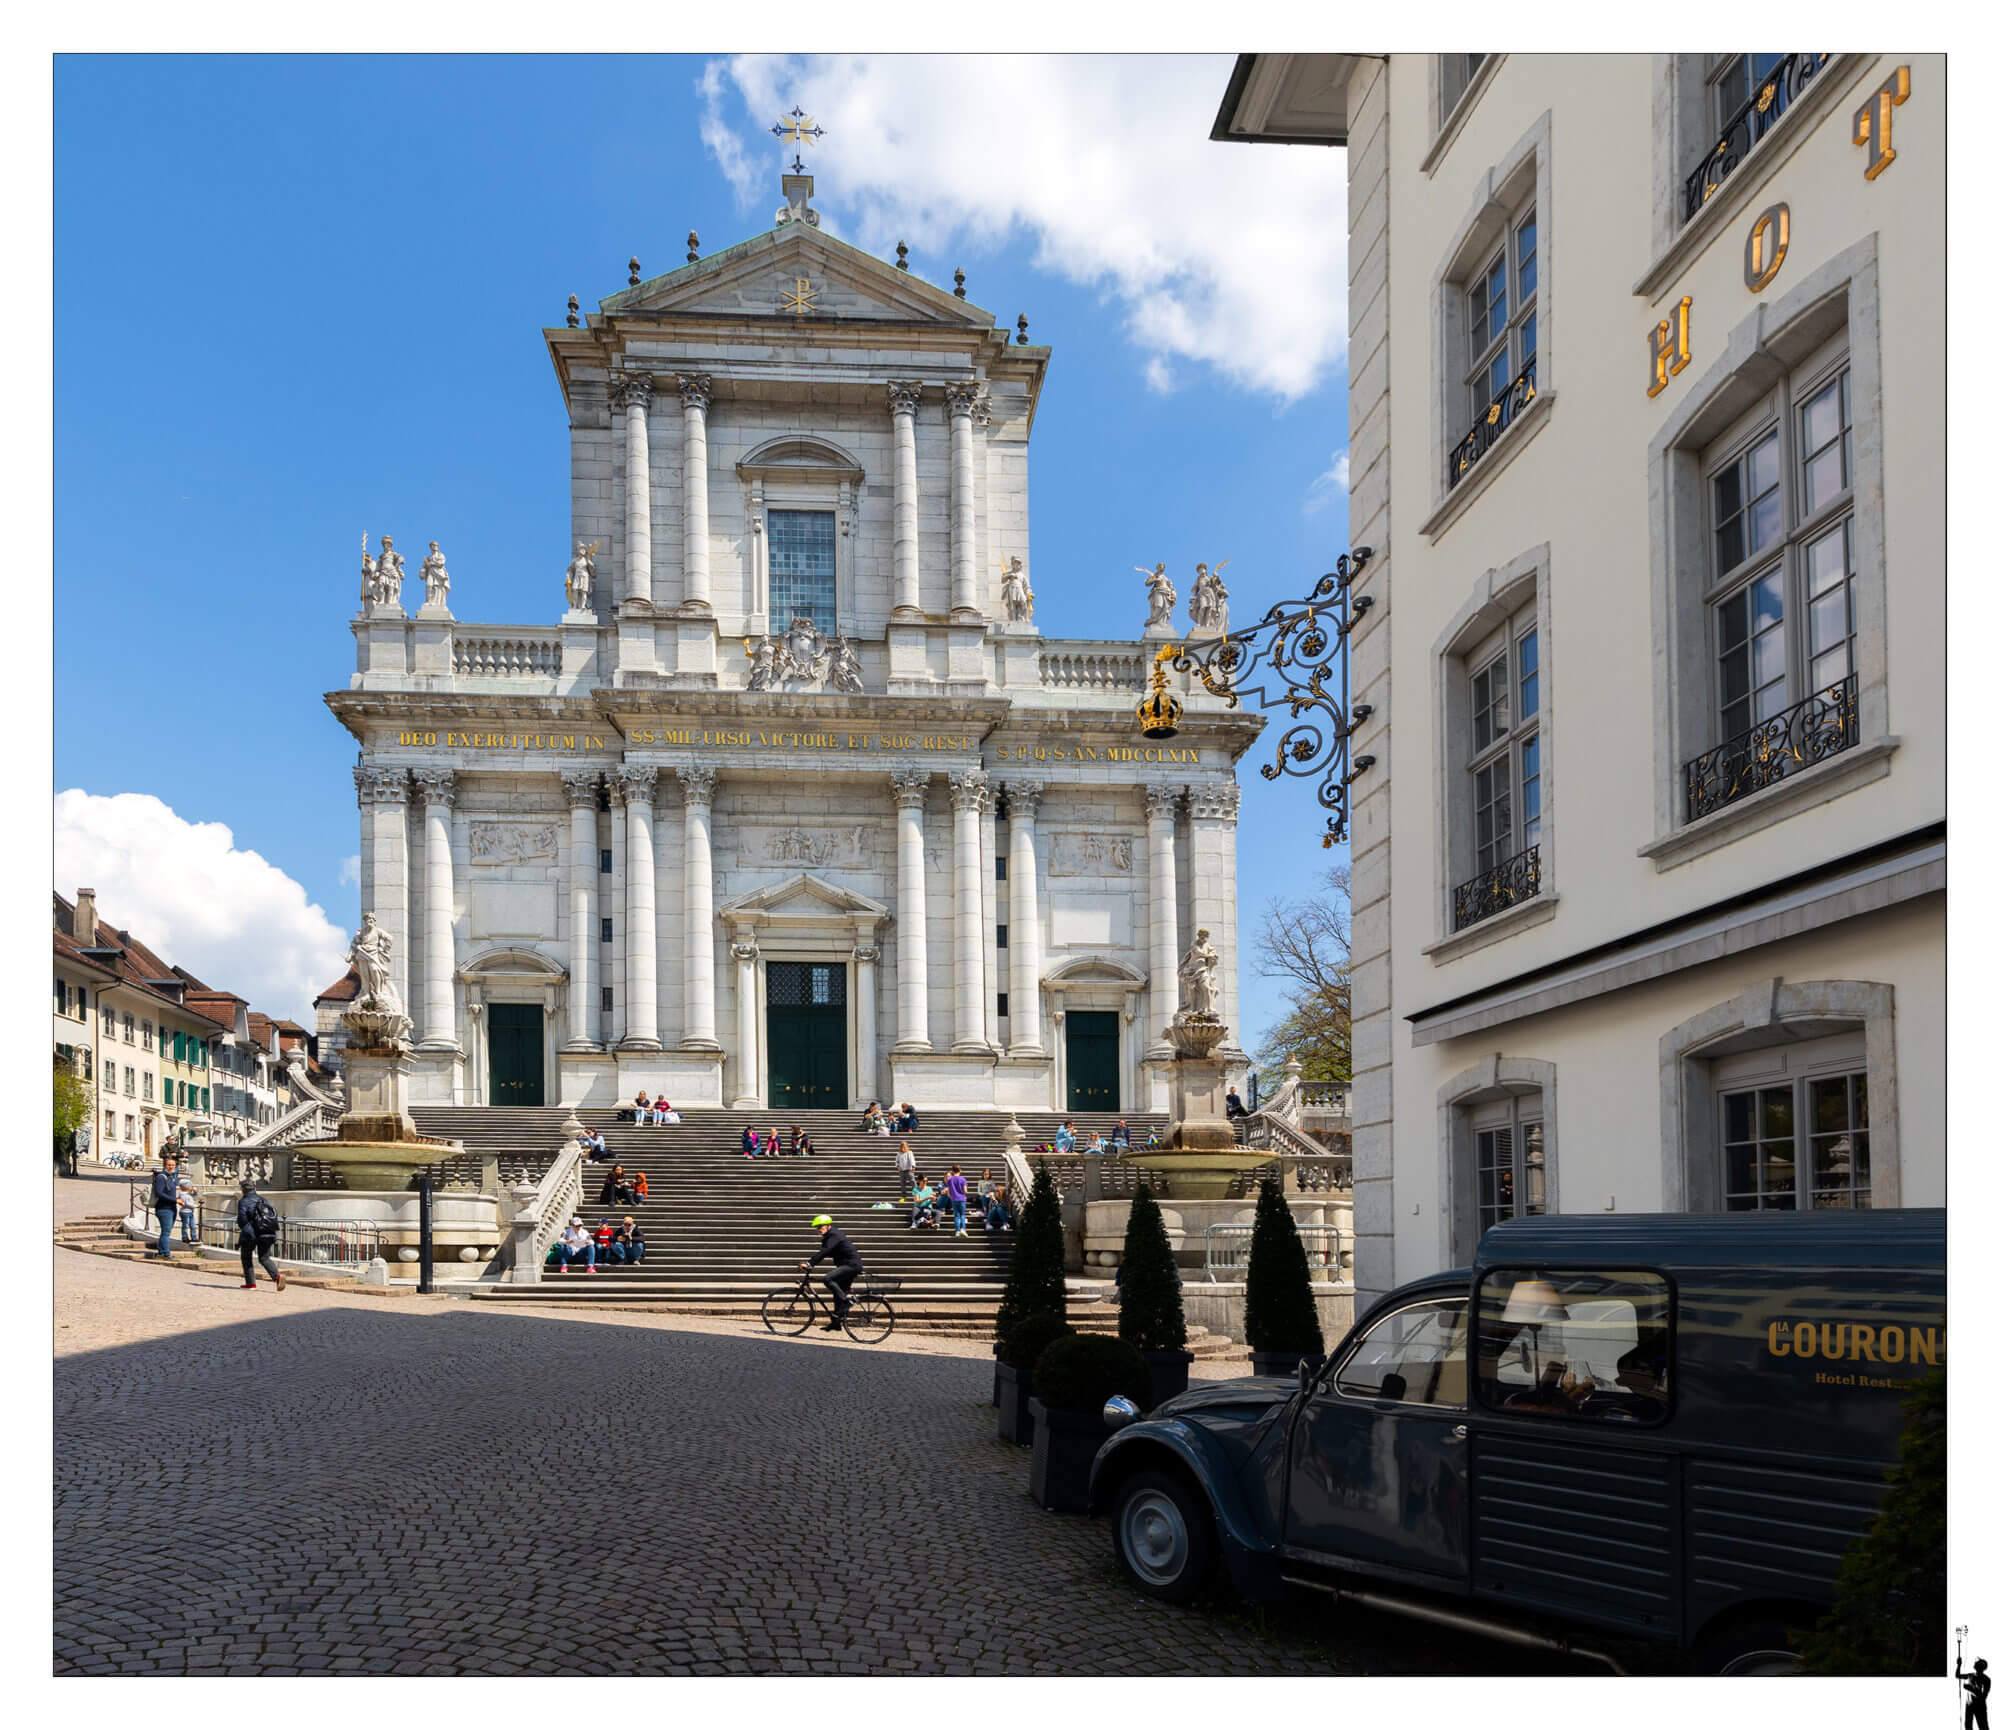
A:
[{"xmin": 53, "ymin": 53, "xmax": 1351, "ymax": 1038}]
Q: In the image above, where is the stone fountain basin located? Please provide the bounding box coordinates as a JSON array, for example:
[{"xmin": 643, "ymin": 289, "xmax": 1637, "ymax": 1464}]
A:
[
  {"xmin": 1121, "ymin": 1150, "xmax": 1276, "ymax": 1200},
  {"xmin": 288, "ymin": 1137, "xmax": 461, "ymax": 1192}
]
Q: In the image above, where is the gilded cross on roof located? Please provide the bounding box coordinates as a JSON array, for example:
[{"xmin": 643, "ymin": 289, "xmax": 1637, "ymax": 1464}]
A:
[{"xmin": 772, "ymin": 106, "xmax": 826, "ymax": 153}]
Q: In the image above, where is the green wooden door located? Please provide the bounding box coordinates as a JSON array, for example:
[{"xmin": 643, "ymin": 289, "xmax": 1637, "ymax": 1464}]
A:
[
  {"xmin": 488, "ymin": 1003, "xmax": 545, "ymax": 1106},
  {"xmin": 766, "ymin": 961, "xmax": 848, "ymax": 1109},
  {"xmin": 1066, "ymin": 1011, "xmax": 1120, "ymax": 1114}
]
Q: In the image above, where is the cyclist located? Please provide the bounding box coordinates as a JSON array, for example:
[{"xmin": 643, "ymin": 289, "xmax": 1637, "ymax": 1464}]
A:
[{"xmin": 799, "ymin": 1213, "xmax": 863, "ymax": 1332}]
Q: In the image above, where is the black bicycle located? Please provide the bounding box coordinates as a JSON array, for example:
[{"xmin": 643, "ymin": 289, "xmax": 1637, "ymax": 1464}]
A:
[{"xmin": 762, "ymin": 1270, "xmax": 899, "ymax": 1344}]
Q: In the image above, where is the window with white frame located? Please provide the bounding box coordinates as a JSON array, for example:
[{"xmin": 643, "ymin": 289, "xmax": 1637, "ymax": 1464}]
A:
[
  {"xmin": 768, "ymin": 509, "xmax": 838, "ymax": 634},
  {"xmin": 123, "ymin": 1011, "xmax": 135, "ymax": 1043},
  {"xmin": 1454, "ymin": 603, "xmax": 1542, "ymax": 930},
  {"xmin": 124, "ymin": 1065, "xmax": 136, "ymax": 1097},
  {"xmin": 1691, "ymin": 334, "xmax": 1856, "ymax": 818},
  {"xmin": 142, "ymin": 1072, "xmax": 153, "ymax": 1101},
  {"xmin": 1471, "ymin": 1093, "xmax": 1546, "ymax": 1238},
  {"xmin": 1464, "ymin": 209, "xmax": 1537, "ymax": 432},
  {"xmin": 1713, "ymin": 1031, "xmax": 1869, "ymax": 1211}
]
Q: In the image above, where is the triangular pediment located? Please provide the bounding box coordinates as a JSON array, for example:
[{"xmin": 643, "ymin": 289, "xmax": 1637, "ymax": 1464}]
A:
[
  {"xmin": 716, "ymin": 871, "xmax": 892, "ymax": 925},
  {"xmin": 604, "ymin": 225, "xmax": 992, "ymax": 329}
]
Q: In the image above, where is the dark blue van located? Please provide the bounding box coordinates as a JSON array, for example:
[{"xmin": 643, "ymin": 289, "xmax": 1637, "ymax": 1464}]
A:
[{"xmin": 1088, "ymin": 1210, "xmax": 1944, "ymax": 1672}]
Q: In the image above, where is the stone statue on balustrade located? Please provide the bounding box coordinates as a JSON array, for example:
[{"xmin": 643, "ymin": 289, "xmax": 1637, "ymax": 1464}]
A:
[
  {"xmin": 826, "ymin": 634, "xmax": 865, "ymax": 694},
  {"xmin": 563, "ymin": 541, "xmax": 597, "ymax": 613},
  {"xmin": 742, "ymin": 615, "xmax": 864, "ymax": 694},
  {"xmin": 1188, "ymin": 560, "xmax": 1230, "ymax": 636},
  {"xmin": 1177, "ymin": 926, "xmax": 1221, "ymax": 1020},
  {"xmin": 1138, "ymin": 561, "xmax": 1177, "ymax": 631},
  {"xmin": 342, "ymin": 912, "xmax": 413, "ymax": 1050},
  {"xmin": 1000, "ymin": 556, "xmax": 1035, "ymax": 624},
  {"xmin": 419, "ymin": 540, "xmax": 451, "ymax": 611},
  {"xmin": 361, "ymin": 533, "xmax": 406, "ymax": 610}
]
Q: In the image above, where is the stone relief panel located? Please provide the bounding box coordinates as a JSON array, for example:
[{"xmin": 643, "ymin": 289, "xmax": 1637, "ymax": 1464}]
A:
[
  {"xmin": 753, "ymin": 823, "xmax": 874, "ymax": 869},
  {"xmin": 1047, "ymin": 831, "xmax": 1137, "ymax": 876},
  {"xmin": 469, "ymin": 820, "xmax": 562, "ymax": 866}
]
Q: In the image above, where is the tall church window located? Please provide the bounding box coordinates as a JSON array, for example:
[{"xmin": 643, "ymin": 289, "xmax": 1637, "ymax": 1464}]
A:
[{"xmin": 769, "ymin": 510, "xmax": 837, "ymax": 634}]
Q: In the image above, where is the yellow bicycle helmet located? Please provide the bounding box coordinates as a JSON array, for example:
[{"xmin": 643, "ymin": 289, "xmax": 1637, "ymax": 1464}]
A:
[{"xmin": 811, "ymin": 1214, "xmax": 834, "ymax": 1228}]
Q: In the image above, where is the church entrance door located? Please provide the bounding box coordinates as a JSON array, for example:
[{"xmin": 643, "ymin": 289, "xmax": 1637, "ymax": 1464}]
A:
[
  {"xmin": 488, "ymin": 1003, "xmax": 545, "ymax": 1106},
  {"xmin": 766, "ymin": 961, "xmax": 847, "ymax": 1109},
  {"xmin": 1066, "ymin": 1011, "xmax": 1120, "ymax": 1114}
]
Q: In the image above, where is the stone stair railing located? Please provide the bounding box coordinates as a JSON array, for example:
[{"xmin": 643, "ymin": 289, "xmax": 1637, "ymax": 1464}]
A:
[
  {"xmin": 504, "ymin": 1141, "xmax": 583, "ymax": 1284},
  {"xmin": 1243, "ymin": 1110, "xmax": 1352, "ymax": 1191},
  {"xmin": 244, "ymin": 1094, "xmax": 337, "ymax": 1149}
]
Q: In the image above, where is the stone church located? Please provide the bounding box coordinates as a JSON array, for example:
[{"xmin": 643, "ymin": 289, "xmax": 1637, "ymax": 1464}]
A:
[{"xmin": 327, "ymin": 172, "xmax": 1261, "ymax": 1113}]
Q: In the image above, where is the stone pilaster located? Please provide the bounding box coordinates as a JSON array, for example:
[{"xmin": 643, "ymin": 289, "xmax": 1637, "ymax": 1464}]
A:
[
  {"xmin": 678, "ymin": 763, "xmax": 719, "ymax": 1048},
  {"xmin": 1004, "ymin": 781, "xmax": 1045, "ymax": 1056},
  {"xmin": 355, "ymin": 764, "xmax": 411, "ymax": 1015},
  {"xmin": 1144, "ymin": 781, "xmax": 1181, "ymax": 1055},
  {"xmin": 678, "ymin": 374, "xmax": 714, "ymax": 612},
  {"xmin": 615, "ymin": 765, "xmax": 661, "ymax": 1050},
  {"xmin": 1185, "ymin": 781, "xmax": 1243, "ymax": 1050},
  {"xmin": 609, "ymin": 372, "xmax": 654, "ymax": 610},
  {"xmin": 560, "ymin": 770, "xmax": 601, "ymax": 1052},
  {"xmin": 887, "ymin": 382, "xmax": 923, "ymax": 615},
  {"xmin": 890, "ymin": 766, "xmax": 932, "ymax": 1051},
  {"xmin": 729, "ymin": 931, "xmax": 760, "ymax": 1107},
  {"xmin": 948, "ymin": 767, "xmax": 991, "ymax": 1053},
  {"xmin": 946, "ymin": 382, "xmax": 988, "ymax": 619},
  {"xmin": 853, "ymin": 941, "xmax": 881, "ymax": 1107},
  {"xmin": 413, "ymin": 768, "xmax": 460, "ymax": 1053}
]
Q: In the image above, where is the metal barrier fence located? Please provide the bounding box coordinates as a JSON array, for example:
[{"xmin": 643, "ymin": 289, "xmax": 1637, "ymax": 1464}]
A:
[
  {"xmin": 1202, "ymin": 1223, "xmax": 1347, "ymax": 1282},
  {"xmin": 197, "ymin": 1214, "xmax": 383, "ymax": 1267}
]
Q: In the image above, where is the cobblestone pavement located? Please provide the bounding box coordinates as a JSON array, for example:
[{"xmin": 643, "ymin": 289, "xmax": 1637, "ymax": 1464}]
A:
[{"xmin": 54, "ymin": 1228, "xmax": 1572, "ymax": 1677}]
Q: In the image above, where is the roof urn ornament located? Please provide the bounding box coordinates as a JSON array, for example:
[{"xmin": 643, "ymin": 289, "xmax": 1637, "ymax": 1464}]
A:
[
  {"xmin": 953, "ymin": 268, "xmax": 967, "ymax": 299},
  {"xmin": 1017, "ymin": 313, "xmax": 1029, "ymax": 345},
  {"xmin": 629, "ymin": 256, "xmax": 642, "ymax": 286},
  {"xmin": 687, "ymin": 230, "xmax": 700, "ymax": 264},
  {"xmin": 895, "ymin": 241, "xmax": 910, "ymax": 272},
  {"xmin": 566, "ymin": 295, "xmax": 580, "ymax": 328},
  {"xmin": 1188, "ymin": 560, "xmax": 1231, "ymax": 635}
]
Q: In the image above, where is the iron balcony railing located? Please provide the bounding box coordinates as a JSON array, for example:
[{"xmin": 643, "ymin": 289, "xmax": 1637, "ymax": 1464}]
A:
[
  {"xmin": 1682, "ymin": 54, "xmax": 1834, "ymax": 224},
  {"xmin": 1202, "ymin": 1223, "xmax": 1347, "ymax": 1283},
  {"xmin": 1448, "ymin": 360, "xmax": 1537, "ymax": 491},
  {"xmin": 1684, "ymin": 674, "xmax": 1858, "ymax": 822},
  {"xmin": 1453, "ymin": 842, "xmax": 1543, "ymax": 932}
]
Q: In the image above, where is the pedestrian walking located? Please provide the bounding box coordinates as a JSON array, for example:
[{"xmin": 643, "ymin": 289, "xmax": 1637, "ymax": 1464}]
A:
[
  {"xmin": 148, "ymin": 1153, "xmax": 183, "ymax": 1258},
  {"xmin": 236, "ymin": 1176, "xmax": 285, "ymax": 1290},
  {"xmin": 945, "ymin": 1165, "xmax": 969, "ymax": 1237},
  {"xmin": 895, "ymin": 1139, "xmax": 916, "ymax": 1194}
]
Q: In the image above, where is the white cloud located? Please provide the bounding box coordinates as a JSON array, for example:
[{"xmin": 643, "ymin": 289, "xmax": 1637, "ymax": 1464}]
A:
[
  {"xmin": 1304, "ymin": 447, "xmax": 1351, "ymax": 515},
  {"xmin": 699, "ymin": 55, "xmax": 1348, "ymax": 402},
  {"xmin": 338, "ymin": 854, "xmax": 361, "ymax": 888},
  {"xmin": 54, "ymin": 790, "xmax": 351, "ymax": 1025}
]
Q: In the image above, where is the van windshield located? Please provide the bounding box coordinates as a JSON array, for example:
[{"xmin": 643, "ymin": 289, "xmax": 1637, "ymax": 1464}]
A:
[{"xmin": 1475, "ymin": 1268, "xmax": 1672, "ymax": 1423}]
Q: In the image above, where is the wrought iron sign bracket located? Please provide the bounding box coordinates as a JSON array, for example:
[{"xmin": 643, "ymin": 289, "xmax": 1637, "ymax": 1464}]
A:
[{"xmin": 1134, "ymin": 546, "xmax": 1375, "ymax": 848}]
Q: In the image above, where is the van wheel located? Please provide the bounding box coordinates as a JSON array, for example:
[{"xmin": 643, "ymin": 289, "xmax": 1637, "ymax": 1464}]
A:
[
  {"xmin": 1111, "ymin": 1470, "xmax": 1215, "ymax": 1604},
  {"xmin": 1699, "ymin": 1618, "xmax": 1803, "ymax": 1676}
]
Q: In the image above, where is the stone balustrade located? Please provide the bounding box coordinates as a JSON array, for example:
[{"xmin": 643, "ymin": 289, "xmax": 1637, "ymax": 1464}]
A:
[
  {"xmin": 1038, "ymin": 645, "xmax": 1149, "ymax": 692},
  {"xmin": 452, "ymin": 631, "xmax": 562, "ymax": 679}
]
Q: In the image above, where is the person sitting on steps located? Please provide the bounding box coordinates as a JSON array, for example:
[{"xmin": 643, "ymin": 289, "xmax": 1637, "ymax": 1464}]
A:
[
  {"xmin": 631, "ymin": 1091, "xmax": 652, "ymax": 1125},
  {"xmin": 631, "ymin": 1169, "xmax": 649, "ymax": 1204},
  {"xmin": 609, "ymin": 1217, "xmax": 645, "ymax": 1264},
  {"xmin": 1110, "ymin": 1119, "xmax": 1131, "ymax": 1151},
  {"xmin": 577, "ymin": 1126, "xmax": 608, "ymax": 1159},
  {"xmin": 741, "ymin": 1124, "xmax": 758, "ymax": 1157},
  {"xmin": 554, "ymin": 1217, "xmax": 596, "ymax": 1273},
  {"xmin": 599, "ymin": 1164, "xmax": 631, "ymax": 1206}
]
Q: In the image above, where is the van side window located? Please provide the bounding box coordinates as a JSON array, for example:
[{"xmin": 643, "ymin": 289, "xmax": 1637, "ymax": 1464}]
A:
[
  {"xmin": 1332, "ymin": 1298, "xmax": 1470, "ymax": 1408},
  {"xmin": 1475, "ymin": 1268, "xmax": 1673, "ymax": 1423}
]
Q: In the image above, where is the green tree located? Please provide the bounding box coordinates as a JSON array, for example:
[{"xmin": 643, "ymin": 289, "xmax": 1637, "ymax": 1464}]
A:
[
  {"xmin": 53, "ymin": 1065, "xmax": 91, "ymax": 1158},
  {"xmin": 994, "ymin": 1160, "xmax": 1067, "ymax": 1360},
  {"xmin": 1117, "ymin": 1184, "xmax": 1188, "ymax": 1352},
  {"xmin": 1243, "ymin": 1179, "xmax": 1325, "ymax": 1356},
  {"xmin": 1797, "ymin": 1368, "xmax": 1945, "ymax": 1674},
  {"xmin": 1254, "ymin": 862, "xmax": 1350, "ymax": 1087}
]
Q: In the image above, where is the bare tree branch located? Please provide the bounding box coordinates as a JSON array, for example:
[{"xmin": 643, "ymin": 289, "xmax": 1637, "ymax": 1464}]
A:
[{"xmin": 1252, "ymin": 863, "xmax": 1352, "ymax": 1085}]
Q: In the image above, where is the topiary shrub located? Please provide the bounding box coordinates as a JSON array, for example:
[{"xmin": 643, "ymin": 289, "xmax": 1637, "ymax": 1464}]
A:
[
  {"xmin": 994, "ymin": 1160, "xmax": 1067, "ymax": 1360},
  {"xmin": 1001, "ymin": 1311, "xmax": 1075, "ymax": 1373},
  {"xmin": 1118, "ymin": 1184, "xmax": 1188, "ymax": 1353},
  {"xmin": 1797, "ymin": 1368, "xmax": 1945, "ymax": 1673},
  {"xmin": 1243, "ymin": 1178, "xmax": 1325, "ymax": 1356},
  {"xmin": 1033, "ymin": 1332, "xmax": 1153, "ymax": 1414}
]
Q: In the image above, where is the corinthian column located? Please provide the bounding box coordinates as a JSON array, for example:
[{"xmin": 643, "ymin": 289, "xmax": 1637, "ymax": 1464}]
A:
[
  {"xmin": 678, "ymin": 764, "xmax": 719, "ymax": 1048},
  {"xmin": 678, "ymin": 374, "xmax": 713, "ymax": 612},
  {"xmin": 1145, "ymin": 782, "xmax": 1181, "ymax": 1057},
  {"xmin": 412, "ymin": 769, "xmax": 459, "ymax": 1051},
  {"xmin": 560, "ymin": 770, "xmax": 601, "ymax": 1051},
  {"xmin": 609, "ymin": 372, "xmax": 654, "ymax": 609},
  {"xmin": 887, "ymin": 381, "xmax": 923, "ymax": 616},
  {"xmin": 1005, "ymin": 780, "xmax": 1045, "ymax": 1056},
  {"xmin": 730, "ymin": 931, "xmax": 760, "ymax": 1108},
  {"xmin": 890, "ymin": 767, "xmax": 931, "ymax": 1051},
  {"xmin": 949, "ymin": 767, "xmax": 991, "ymax": 1053},
  {"xmin": 945, "ymin": 383, "xmax": 988, "ymax": 618},
  {"xmin": 616, "ymin": 765, "xmax": 661, "ymax": 1049},
  {"xmin": 355, "ymin": 765, "xmax": 411, "ymax": 1016}
]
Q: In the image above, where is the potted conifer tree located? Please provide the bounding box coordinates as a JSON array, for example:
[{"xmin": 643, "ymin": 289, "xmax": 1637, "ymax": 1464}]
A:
[
  {"xmin": 1243, "ymin": 1177, "xmax": 1326, "ymax": 1378},
  {"xmin": 1028, "ymin": 1332, "xmax": 1153, "ymax": 1513},
  {"xmin": 1119, "ymin": 1184, "xmax": 1194, "ymax": 1408},
  {"xmin": 993, "ymin": 1161, "xmax": 1068, "ymax": 1445}
]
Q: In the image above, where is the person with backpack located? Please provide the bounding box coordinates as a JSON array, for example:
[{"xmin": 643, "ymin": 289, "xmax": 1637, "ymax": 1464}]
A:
[{"xmin": 236, "ymin": 1176, "xmax": 285, "ymax": 1291}]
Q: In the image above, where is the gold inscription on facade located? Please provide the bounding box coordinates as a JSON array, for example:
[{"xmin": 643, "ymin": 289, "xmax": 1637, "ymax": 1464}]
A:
[
  {"xmin": 393, "ymin": 726, "xmax": 1201, "ymax": 770},
  {"xmin": 1743, "ymin": 203, "xmax": 1790, "ymax": 293},
  {"xmin": 1646, "ymin": 296, "xmax": 1693, "ymax": 399},
  {"xmin": 1853, "ymin": 65, "xmax": 1911, "ymax": 181}
]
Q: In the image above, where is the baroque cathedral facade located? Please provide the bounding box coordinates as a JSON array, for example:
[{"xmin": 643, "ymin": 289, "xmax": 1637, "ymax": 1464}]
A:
[{"xmin": 329, "ymin": 173, "xmax": 1259, "ymax": 1113}]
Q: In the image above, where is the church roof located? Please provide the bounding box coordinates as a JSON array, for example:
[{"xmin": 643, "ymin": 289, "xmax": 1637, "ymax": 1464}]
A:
[{"xmin": 314, "ymin": 965, "xmax": 362, "ymax": 1005}]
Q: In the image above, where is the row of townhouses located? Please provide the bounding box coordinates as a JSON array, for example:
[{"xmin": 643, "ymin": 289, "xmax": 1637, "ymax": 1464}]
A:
[
  {"xmin": 1213, "ymin": 52, "xmax": 1944, "ymax": 1301},
  {"xmin": 53, "ymin": 887, "xmax": 333, "ymax": 1161}
]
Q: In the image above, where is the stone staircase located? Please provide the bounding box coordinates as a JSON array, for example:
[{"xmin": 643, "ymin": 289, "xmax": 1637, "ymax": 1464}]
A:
[{"xmin": 417, "ymin": 1105, "xmax": 1181, "ymax": 1337}]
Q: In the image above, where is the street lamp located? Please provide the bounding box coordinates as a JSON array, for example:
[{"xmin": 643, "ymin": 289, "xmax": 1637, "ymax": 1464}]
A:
[{"xmin": 1132, "ymin": 545, "xmax": 1375, "ymax": 847}]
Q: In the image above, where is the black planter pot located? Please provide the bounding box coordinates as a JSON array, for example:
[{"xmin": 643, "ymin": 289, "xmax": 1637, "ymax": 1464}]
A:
[
  {"xmin": 1250, "ymin": 1349, "xmax": 1327, "ymax": 1381},
  {"xmin": 1142, "ymin": 1348, "xmax": 1195, "ymax": 1410},
  {"xmin": 992, "ymin": 1342, "xmax": 1002, "ymax": 1408},
  {"xmin": 1027, "ymin": 1398, "xmax": 1107, "ymax": 1514},
  {"xmin": 997, "ymin": 1359, "xmax": 1036, "ymax": 1446}
]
